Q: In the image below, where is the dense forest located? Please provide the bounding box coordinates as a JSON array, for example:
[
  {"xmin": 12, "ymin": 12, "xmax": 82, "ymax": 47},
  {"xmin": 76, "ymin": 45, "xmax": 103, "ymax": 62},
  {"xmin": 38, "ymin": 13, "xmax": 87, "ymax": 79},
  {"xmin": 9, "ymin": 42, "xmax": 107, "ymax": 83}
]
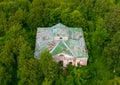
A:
[{"xmin": 0, "ymin": 0, "xmax": 120, "ymax": 85}]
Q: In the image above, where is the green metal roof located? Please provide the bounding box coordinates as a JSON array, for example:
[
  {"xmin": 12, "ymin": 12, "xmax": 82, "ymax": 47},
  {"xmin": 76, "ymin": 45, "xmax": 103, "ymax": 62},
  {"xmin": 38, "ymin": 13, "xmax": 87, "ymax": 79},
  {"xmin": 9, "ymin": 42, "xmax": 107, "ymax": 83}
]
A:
[{"xmin": 34, "ymin": 23, "xmax": 89, "ymax": 58}]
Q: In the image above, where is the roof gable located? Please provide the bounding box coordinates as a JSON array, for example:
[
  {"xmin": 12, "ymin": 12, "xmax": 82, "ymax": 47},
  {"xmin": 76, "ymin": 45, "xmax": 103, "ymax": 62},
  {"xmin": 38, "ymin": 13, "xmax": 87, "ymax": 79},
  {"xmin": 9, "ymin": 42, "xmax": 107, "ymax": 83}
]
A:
[
  {"xmin": 51, "ymin": 23, "xmax": 66, "ymax": 28},
  {"xmin": 51, "ymin": 41, "xmax": 75, "ymax": 57}
]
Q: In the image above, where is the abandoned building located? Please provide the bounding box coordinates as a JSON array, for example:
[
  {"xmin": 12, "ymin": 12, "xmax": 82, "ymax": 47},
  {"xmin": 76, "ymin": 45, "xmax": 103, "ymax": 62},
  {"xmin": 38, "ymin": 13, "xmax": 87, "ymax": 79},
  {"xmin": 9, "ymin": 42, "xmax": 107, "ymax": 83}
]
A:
[{"xmin": 34, "ymin": 23, "xmax": 89, "ymax": 67}]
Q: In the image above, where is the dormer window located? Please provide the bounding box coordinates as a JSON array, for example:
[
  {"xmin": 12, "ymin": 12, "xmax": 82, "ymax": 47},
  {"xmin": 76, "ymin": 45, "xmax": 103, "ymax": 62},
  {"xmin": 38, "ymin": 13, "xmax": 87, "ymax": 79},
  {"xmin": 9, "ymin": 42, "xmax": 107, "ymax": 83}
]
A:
[
  {"xmin": 59, "ymin": 37, "xmax": 63, "ymax": 39},
  {"xmin": 54, "ymin": 36, "xmax": 68, "ymax": 40}
]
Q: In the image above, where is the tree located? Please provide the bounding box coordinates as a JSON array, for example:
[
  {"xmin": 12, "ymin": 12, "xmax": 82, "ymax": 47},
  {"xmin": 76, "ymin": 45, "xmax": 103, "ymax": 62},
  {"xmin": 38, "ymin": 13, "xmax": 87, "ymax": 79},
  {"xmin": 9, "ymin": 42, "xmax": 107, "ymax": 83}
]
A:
[
  {"xmin": 39, "ymin": 49, "xmax": 61, "ymax": 84},
  {"xmin": 104, "ymin": 31, "xmax": 120, "ymax": 76},
  {"xmin": 0, "ymin": 24, "xmax": 24, "ymax": 85},
  {"xmin": 17, "ymin": 42, "xmax": 43, "ymax": 85},
  {"xmin": 105, "ymin": 6, "xmax": 120, "ymax": 36},
  {"xmin": 0, "ymin": 40, "xmax": 15, "ymax": 85}
]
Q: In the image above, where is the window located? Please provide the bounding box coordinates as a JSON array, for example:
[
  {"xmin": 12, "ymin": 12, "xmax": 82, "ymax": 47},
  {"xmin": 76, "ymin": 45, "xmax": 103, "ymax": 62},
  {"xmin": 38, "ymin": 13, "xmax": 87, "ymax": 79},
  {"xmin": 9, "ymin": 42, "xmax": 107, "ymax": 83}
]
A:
[
  {"xmin": 69, "ymin": 62, "xmax": 72, "ymax": 65},
  {"xmin": 59, "ymin": 61, "xmax": 63, "ymax": 66}
]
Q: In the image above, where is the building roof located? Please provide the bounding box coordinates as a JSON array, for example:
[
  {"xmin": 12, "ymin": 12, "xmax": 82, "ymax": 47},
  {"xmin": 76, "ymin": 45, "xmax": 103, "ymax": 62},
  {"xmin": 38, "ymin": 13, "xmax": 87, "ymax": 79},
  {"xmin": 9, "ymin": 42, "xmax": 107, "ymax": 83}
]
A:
[{"xmin": 34, "ymin": 23, "xmax": 89, "ymax": 59}]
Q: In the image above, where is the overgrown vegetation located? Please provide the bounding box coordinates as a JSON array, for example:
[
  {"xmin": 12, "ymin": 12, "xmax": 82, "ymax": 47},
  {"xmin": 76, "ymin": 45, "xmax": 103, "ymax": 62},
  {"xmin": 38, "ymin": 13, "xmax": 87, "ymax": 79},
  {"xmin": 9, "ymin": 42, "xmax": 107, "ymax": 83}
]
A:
[{"xmin": 0, "ymin": 0, "xmax": 120, "ymax": 85}]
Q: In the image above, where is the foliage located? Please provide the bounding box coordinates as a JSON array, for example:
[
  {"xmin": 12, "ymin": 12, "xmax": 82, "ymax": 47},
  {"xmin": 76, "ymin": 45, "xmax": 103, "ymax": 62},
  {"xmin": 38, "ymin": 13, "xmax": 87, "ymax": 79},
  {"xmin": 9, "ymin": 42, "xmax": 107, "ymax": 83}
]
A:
[{"xmin": 0, "ymin": 0, "xmax": 120, "ymax": 85}]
